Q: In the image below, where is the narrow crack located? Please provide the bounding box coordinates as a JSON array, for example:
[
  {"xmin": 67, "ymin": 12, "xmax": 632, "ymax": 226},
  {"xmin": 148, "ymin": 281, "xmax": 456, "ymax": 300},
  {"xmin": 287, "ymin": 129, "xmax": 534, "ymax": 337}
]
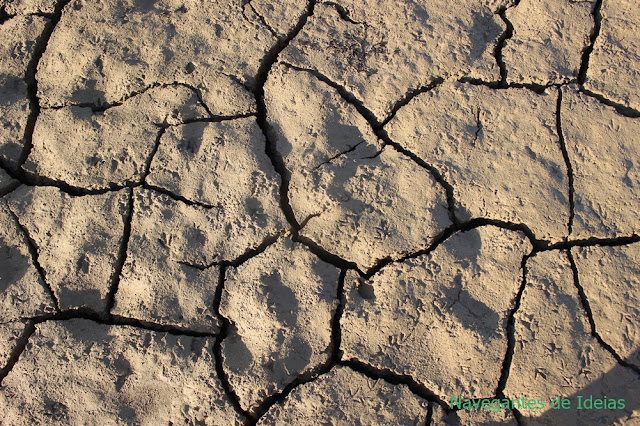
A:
[
  {"xmin": 577, "ymin": 0, "xmax": 604, "ymax": 85},
  {"xmin": 6, "ymin": 206, "xmax": 60, "ymax": 311},
  {"xmin": 282, "ymin": 63, "xmax": 380, "ymax": 125},
  {"xmin": 425, "ymin": 403, "xmax": 434, "ymax": 425},
  {"xmin": 182, "ymin": 112, "xmax": 257, "ymax": 124},
  {"xmin": 329, "ymin": 269, "xmax": 347, "ymax": 365},
  {"xmin": 143, "ymin": 183, "xmax": 224, "ymax": 210},
  {"xmin": 42, "ymin": 81, "xmax": 212, "ymax": 113},
  {"xmin": 2, "ymin": 109, "xmax": 252, "ymax": 198},
  {"xmin": 5, "ymin": 160, "xmax": 135, "ymax": 195},
  {"xmin": 556, "ymin": 88, "xmax": 575, "ymax": 236},
  {"xmin": 243, "ymin": 1, "xmax": 278, "ymax": 39},
  {"xmin": 253, "ymin": 1, "xmax": 318, "ymax": 233},
  {"xmin": 0, "ymin": 311, "xmax": 221, "ymax": 385},
  {"xmin": 104, "ymin": 188, "xmax": 134, "ymax": 319},
  {"xmin": 457, "ymin": 218, "xmax": 550, "ymax": 251},
  {"xmin": 142, "ymin": 127, "xmax": 168, "ymax": 184},
  {"xmin": 459, "ymin": 76, "xmax": 562, "ymax": 94},
  {"xmin": 293, "ymin": 234, "xmax": 360, "ymax": 272},
  {"xmin": 298, "ymin": 214, "xmax": 544, "ymax": 281},
  {"xmin": 362, "ymin": 218, "xmax": 542, "ymax": 281},
  {"xmin": 493, "ymin": 1, "xmax": 521, "ymax": 88},
  {"xmin": 18, "ymin": 0, "xmax": 72, "ymax": 169},
  {"xmin": 361, "ymin": 223, "xmax": 458, "ymax": 279},
  {"xmin": 514, "ymin": 409, "xmax": 524, "ymax": 425},
  {"xmin": 6, "ymin": 111, "xmax": 249, "ymax": 199},
  {"xmin": 177, "ymin": 229, "xmax": 287, "ymax": 272},
  {"xmin": 380, "ymin": 78, "xmax": 445, "ymax": 128},
  {"xmin": 312, "ymin": 141, "xmax": 365, "ymax": 170},
  {"xmin": 9, "ymin": 309, "xmax": 220, "ymax": 337},
  {"xmin": 567, "ymin": 250, "xmax": 640, "ymax": 374},
  {"xmin": 473, "ymin": 107, "xmax": 483, "ymax": 144},
  {"xmin": 212, "ymin": 265, "xmax": 252, "ymax": 422},
  {"xmin": 112, "ymin": 313, "xmax": 218, "ymax": 337},
  {"xmin": 229, "ymin": 230, "xmax": 287, "ymax": 268},
  {"xmin": 249, "ymin": 269, "xmax": 348, "ymax": 423}
]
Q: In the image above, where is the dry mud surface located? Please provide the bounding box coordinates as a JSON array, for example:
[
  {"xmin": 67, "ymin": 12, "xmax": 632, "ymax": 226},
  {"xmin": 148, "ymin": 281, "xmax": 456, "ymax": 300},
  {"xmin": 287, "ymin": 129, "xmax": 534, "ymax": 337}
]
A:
[{"xmin": 0, "ymin": 0, "xmax": 639, "ymax": 424}]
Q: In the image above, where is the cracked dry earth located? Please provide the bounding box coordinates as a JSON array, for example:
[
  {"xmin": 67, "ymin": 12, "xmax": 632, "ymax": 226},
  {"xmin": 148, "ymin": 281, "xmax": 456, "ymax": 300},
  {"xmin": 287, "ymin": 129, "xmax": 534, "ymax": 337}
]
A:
[{"xmin": 0, "ymin": 0, "xmax": 639, "ymax": 425}]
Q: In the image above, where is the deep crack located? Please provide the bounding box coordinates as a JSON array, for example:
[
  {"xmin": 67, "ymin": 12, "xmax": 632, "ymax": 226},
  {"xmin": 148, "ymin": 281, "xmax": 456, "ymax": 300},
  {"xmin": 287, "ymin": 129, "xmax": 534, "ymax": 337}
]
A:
[
  {"xmin": 579, "ymin": 87, "xmax": 640, "ymax": 118},
  {"xmin": 248, "ymin": 269, "xmax": 348, "ymax": 423},
  {"xmin": 0, "ymin": 321, "xmax": 36, "ymax": 385},
  {"xmin": 577, "ymin": 0, "xmax": 604, "ymax": 85},
  {"xmin": 243, "ymin": 1, "xmax": 278, "ymax": 39},
  {"xmin": 339, "ymin": 359, "xmax": 448, "ymax": 409},
  {"xmin": 542, "ymin": 234, "xmax": 640, "ymax": 252},
  {"xmin": 253, "ymin": 1, "xmax": 318, "ymax": 233},
  {"xmin": 381, "ymin": 78, "xmax": 445, "ymax": 128},
  {"xmin": 18, "ymin": 0, "xmax": 73, "ymax": 170},
  {"xmin": 494, "ymin": 252, "xmax": 531, "ymax": 425}
]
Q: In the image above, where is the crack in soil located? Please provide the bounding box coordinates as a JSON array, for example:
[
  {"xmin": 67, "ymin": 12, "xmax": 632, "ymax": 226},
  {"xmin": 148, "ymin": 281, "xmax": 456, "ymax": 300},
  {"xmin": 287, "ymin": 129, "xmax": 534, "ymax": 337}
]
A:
[
  {"xmin": 253, "ymin": 1, "xmax": 318, "ymax": 233},
  {"xmin": 247, "ymin": 269, "xmax": 348, "ymax": 423},
  {"xmin": 242, "ymin": 0, "xmax": 278, "ymax": 39},
  {"xmin": 339, "ymin": 358, "xmax": 447, "ymax": 409},
  {"xmin": 577, "ymin": 0, "xmax": 604, "ymax": 85},
  {"xmin": 18, "ymin": 0, "xmax": 72, "ymax": 170},
  {"xmin": 281, "ymin": 62, "xmax": 459, "ymax": 228},
  {"xmin": 5, "ymin": 205, "xmax": 60, "ymax": 311},
  {"xmin": 493, "ymin": 1, "xmax": 521, "ymax": 88},
  {"xmin": 212, "ymin": 265, "xmax": 252, "ymax": 422},
  {"xmin": 493, "ymin": 252, "xmax": 531, "ymax": 424},
  {"xmin": 567, "ymin": 249, "xmax": 640, "ymax": 375},
  {"xmin": 1, "ymin": 0, "xmax": 639, "ymax": 422},
  {"xmin": 104, "ymin": 188, "xmax": 134, "ymax": 320},
  {"xmin": 556, "ymin": 88, "xmax": 575, "ymax": 236}
]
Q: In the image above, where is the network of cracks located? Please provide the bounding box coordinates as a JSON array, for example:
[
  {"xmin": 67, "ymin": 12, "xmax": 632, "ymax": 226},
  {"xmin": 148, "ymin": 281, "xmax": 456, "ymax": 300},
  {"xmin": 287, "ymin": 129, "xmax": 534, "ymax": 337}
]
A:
[{"xmin": 0, "ymin": 0, "xmax": 639, "ymax": 424}]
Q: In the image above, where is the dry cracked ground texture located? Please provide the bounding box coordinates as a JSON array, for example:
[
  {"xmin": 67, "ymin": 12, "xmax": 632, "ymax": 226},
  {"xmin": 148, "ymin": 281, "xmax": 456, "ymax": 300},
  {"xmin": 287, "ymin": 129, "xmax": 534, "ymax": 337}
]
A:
[{"xmin": 0, "ymin": 0, "xmax": 639, "ymax": 424}]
